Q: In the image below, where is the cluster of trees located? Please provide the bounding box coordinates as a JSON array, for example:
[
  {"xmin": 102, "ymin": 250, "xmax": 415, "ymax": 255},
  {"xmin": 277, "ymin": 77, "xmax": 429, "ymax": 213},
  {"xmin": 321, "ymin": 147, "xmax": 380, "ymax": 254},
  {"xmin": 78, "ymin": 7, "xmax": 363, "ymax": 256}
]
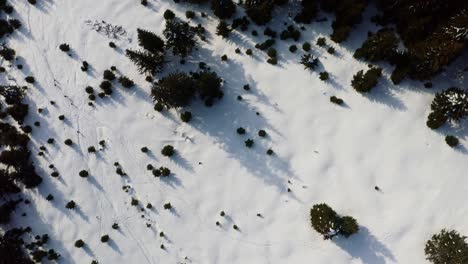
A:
[
  {"xmin": 371, "ymin": 0, "xmax": 468, "ymax": 81},
  {"xmin": 310, "ymin": 203, "xmax": 359, "ymax": 240},
  {"xmin": 426, "ymin": 87, "xmax": 468, "ymax": 130},
  {"xmin": 425, "ymin": 229, "xmax": 468, "ymax": 264},
  {"xmin": 151, "ymin": 70, "xmax": 223, "ymax": 110}
]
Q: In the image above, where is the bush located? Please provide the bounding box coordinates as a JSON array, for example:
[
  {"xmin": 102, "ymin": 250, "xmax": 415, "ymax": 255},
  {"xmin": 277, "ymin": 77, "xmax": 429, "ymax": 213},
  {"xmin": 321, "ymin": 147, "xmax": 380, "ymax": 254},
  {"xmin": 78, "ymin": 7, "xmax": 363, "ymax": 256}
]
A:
[
  {"xmin": 289, "ymin": 45, "xmax": 297, "ymax": 53},
  {"xmin": 137, "ymin": 28, "xmax": 165, "ymax": 54},
  {"xmin": 237, "ymin": 127, "xmax": 245, "ymax": 134},
  {"xmin": 351, "ymin": 67, "xmax": 382, "ymax": 93},
  {"xmin": 164, "ymin": 203, "xmax": 172, "ymax": 210},
  {"xmin": 103, "ymin": 70, "xmax": 115, "ymax": 81},
  {"xmin": 257, "ymin": 39, "xmax": 275, "ymax": 51},
  {"xmin": 445, "ymin": 135, "xmax": 459, "ymax": 147},
  {"xmin": 151, "ymin": 72, "xmax": 195, "ymax": 108},
  {"xmin": 85, "ymin": 86, "xmax": 94, "ymax": 94},
  {"xmin": 246, "ymin": 49, "xmax": 253, "ymax": 55},
  {"xmin": 327, "ymin": 47, "xmax": 335, "ymax": 54},
  {"xmin": 338, "ymin": 216, "xmax": 359, "ymax": 238},
  {"xmin": 25, "ymin": 76, "xmax": 35, "ymax": 84},
  {"xmin": 74, "ymin": 239, "xmax": 84, "ymax": 248},
  {"xmin": 99, "ymin": 81, "xmax": 112, "ymax": 95},
  {"xmin": 163, "ymin": 9, "xmax": 175, "ymax": 20},
  {"xmin": 280, "ymin": 25, "xmax": 301, "ymax": 41},
  {"xmin": 300, "ymin": 54, "xmax": 319, "ymax": 71},
  {"xmin": 0, "ymin": 47, "xmax": 15, "ymax": 61},
  {"xmin": 79, "ymin": 170, "xmax": 89, "ymax": 178},
  {"xmin": 319, "ymin": 71, "xmax": 329, "ymax": 81},
  {"xmin": 100, "ymin": 235, "xmax": 109, "ymax": 243},
  {"xmin": 164, "ymin": 19, "xmax": 197, "ymax": 57},
  {"xmin": 425, "ymin": 229, "xmax": 468, "ymax": 264},
  {"xmin": 258, "ymin": 130, "xmax": 266, "ymax": 137},
  {"xmin": 59, "ymin": 43, "xmax": 70, "ymax": 52},
  {"xmin": 161, "ymin": 145, "xmax": 175, "ymax": 157},
  {"xmin": 354, "ymin": 29, "xmax": 398, "ymax": 62},
  {"xmin": 118, "ymin": 76, "xmax": 134, "ymax": 88},
  {"xmin": 330, "ymin": 96, "xmax": 344, "ymax": 105},
  {"xmin": 180, "ymin": 111, "xmax": 192, "ymax": 122},
  {"xmin": 232, "ymin": 16, "xmax": 250, "ymax": 31},
  {"xmin": 185, "ymin": 10, "xmax": 195, "ymax": 19},
  {"xmin": 302, "ymin": 42, "xmax": 311, "ymax": 51},
  {"xmin": 141, "ymin": 147, "xmax": 148, "ymax": 153},
  {"xmin": 294, "ymin": 0, "xmax": 318, "ymax": 24},
  {"xmin": 264, "ymin": 27, "xmax": 277, "ymax": 38},
  {"xmin": 310, "ymin": 203, "xmax": 359, "ymax": 240},
  {"xmin": 245, "ymin": 139, "xmax": 254, "ymax": 148},
  {"xmin": 64, "ymin": 139, "xmax": 73, "ymax": 146},
  {"xmin": 316, "ymin": 37, "xmax": 326, "ymax": 47},
  {"xmin": 66, "ymin": 200, "xmax": 76, "ymax": 209}
]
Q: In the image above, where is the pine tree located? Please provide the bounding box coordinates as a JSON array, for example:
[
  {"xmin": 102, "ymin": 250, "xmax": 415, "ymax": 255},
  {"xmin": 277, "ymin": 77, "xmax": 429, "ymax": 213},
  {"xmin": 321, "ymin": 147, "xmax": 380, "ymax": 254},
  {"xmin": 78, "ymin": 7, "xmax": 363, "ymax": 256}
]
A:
[
  {"xmin": 216, "ymin": 20, "xmax": 231, "ymax": 38},
  {"xmin": 163, "ymin": 19, "xmax": 197, "ymax": 57},
  {"xmin": 211, "ymin": 0, "xmax": 236, "ymax": 19},
  {"xmin": 310, "ymin": 203, "xmax": 339, "ymax": 240},
  {"xmin": 151, "ymin": 72, "xmax": 196, "ymax": 108},
  {"xmin": 137, "ymin": 28, "xmax": 165, "ymax": 54},
  {"xmin": 425, "ymin": 229, "xmax": 468, "ymax": 264},
  {"xmin": 125, "ymin": 49, "xmax": 165, "ymax": 75}
]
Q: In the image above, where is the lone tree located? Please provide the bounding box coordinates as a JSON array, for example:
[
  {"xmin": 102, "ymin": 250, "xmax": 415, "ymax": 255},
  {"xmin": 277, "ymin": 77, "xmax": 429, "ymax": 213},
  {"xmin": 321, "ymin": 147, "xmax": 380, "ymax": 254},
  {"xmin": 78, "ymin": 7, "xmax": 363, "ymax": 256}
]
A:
[
  {"xmin": 351, "ymin": 67, "xmax": 382, "ymax": 93},
  {"xmin": 211, "ymin": 0, "xmax": 236, "ymax": 19},
  {"xmin": 137, "ymin": 28, "xmax": 165, "ymax": 54},
  {"xmin": 163, "ymin": 19, "xmax": 197, "ymax": 57},
  {"xmin": 126, "ymin": 49, "xmax": 165, "ymax": 75},
  {"xmin": 151, "ymin": 72, "xmax": 196, "ymax": 109},
  {"xmin": 310, "ymin": 203, "xmax": 359, "ymax": 240},
  {"xmin": 425, "ymin": 229, "xmax": 468, "ymax": 264},
  {"xmin": 196, "ymin": 71, "xmax": 223, "ymax": 105}
]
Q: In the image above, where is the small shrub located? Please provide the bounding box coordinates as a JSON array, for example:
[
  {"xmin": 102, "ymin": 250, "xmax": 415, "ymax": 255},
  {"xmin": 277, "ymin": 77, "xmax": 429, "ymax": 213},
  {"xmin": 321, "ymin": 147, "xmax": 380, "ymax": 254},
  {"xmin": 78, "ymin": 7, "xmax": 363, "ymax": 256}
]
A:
[
  {"xmin": 163, "ymin": 203, "xmax": 172, "ymax": 210},
  {"xmin": 25, "ymin": 76, "xmax": 35, "ymax": 84},
  {"xmin": 185, "ymin": 10, "xmax": 195, "ymax": 19},
  {"xmin": 103, "ymin": 70, "xmax": 116, "ymax": 81},
  {"xmin": 74, "ymin": 239, "xmax": 84, "ymax": 248},
  {"xmin": 100, "ymin": 235, "xmax": 109, "ymax": 243},
  {"xmin": 66, "ymin": 200, "xmax": 76, "ymax": 209},
  {"xmin": 445, "ymin": 135, "xmax": 459, "ymax": 147},
  {"xmin": 319, "ymin": 71, "xmax": 329, "ymax": 81},
  {"xmin": 221, "ymin": 54, "xmax": 228, "ymax": 61},
  {"xmin": 246, "ymin": 49, "xmax": 253, "ymax": 55},
  {"xmin": 316, "ymin": 37, "xmax": 326, "ymax": 47},
  {"xmin": 64, "ymin": 139, "xmax": 73, "ymax": 146},
  {"xmin": 266, "ymin": 149, "xmax": 274, "ymax": 155},
  {"xmin": 237, "ymin": 127, "xmax": 245, "ymax": 134},
  {"xmin": 79, "ymin": 170, "xmax": 89, "ymax": 178},
  {"xmin": 161, "ymin": 145, "xmax": 175, "ymax": 157},
  {"xmin": 141, "ymin": 147, "xmax": 148, "ymax": 153},
  {"xmin": 289, "ymin": 45, "xmax": 297, "ymax": 53},
  {"xmin": 118, "ymin": 76, "xmax": 134, "ymax": 88},
  {"xmin": 85, "ymin": 86, "xmax": 94, "ymax": 94},
  {"xmin": 302, "ymin": 42, "xmax": 311, "ymax": 51},
  {"xmin": 180, "ymin": 111, "xmax": 192, "ymax": 122},
  {"xmin": 258, "ymin": 130, "xmax": 266, "ymax": 137},
  {"xmin": 327, "ymin": 47, "xmax": 335, "ymax": 54},
  {"xmin": 245, "ymin": 139, "xmax": 254, "ymax": 148},
  {"xmin": 330, "ymin": 96, "xmax": 344, "ymax": 105},
  {"xmin": 163, "ymin": 9, "xmax": 175, "ymax": 20},
  {"xmin": 59, "ymin": 44, "xmax": 70, "ymax": 52}
]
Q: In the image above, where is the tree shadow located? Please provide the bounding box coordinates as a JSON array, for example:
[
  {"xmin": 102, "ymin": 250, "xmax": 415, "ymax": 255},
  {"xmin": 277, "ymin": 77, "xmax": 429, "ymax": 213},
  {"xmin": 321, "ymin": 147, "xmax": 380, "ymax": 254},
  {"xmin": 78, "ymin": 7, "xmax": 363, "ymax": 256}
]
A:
[{"xmin": 333, "ymin": 226, "xmax": 396, "ymax": 264}]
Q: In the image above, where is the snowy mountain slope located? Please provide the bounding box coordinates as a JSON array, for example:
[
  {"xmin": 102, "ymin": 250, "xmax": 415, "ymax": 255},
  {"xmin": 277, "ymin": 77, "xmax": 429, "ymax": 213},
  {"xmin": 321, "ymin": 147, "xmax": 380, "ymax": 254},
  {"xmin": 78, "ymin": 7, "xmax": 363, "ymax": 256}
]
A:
[{"xmin": 3, "ymin": 0, "xmax": 468, "ymax": 263}]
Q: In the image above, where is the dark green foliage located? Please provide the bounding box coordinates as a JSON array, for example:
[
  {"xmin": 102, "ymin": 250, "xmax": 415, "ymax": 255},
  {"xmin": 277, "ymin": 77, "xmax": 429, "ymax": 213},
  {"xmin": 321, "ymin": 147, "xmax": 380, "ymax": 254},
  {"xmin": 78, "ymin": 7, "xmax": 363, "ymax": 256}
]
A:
[
  {"xmin": 0, "ymin": 47, "xmax": 15, "ymax": 61},
  {"xmin": 316, "ymin": 37, "xmax": 326, "ymax": 47},
  {"xmin": 74, "ymin": 239, "xmax": 84, "ymax": 248},
  {"xmin": 0, "ymin": 86, "xmax": 25, "ymax": 105},
  {"xmin": 330, "ymin": 96, "xmax": 344, "ymax": 105},
  {"xmin": 141, "ymin": 147, "xmax": 148, "ymax": 153},
  {"xmin": 6, "ymin": 103, "xmax": 28, "ymax": 123},
  {"xmin": 151, "ymin": 72, "xmax": 196, "ymax": 108},
  {"xmin": 163, "ymin": 9, "xmax": 175, "ymax": 20},
  {"xmin": 245, "ymin": 139, "xmax": 254, "ymax": 148},
  {"xmin": 216, "ymin": 20, "xmax": 230, "ymax": 38},
  {"xmin": 196, "ymin": 71, "xmax": 223, "ymax": 103},
  {"xmin": 300, "ymin": 54, "xmax": 319, "ymax": 71},
  {"xmin": 289, "ymin": 45, "xmax": 297, "ymax": 53},
  {"xmin": 179, "ymin": 111, "xmax": 191, "ymax": 122},
  {"xmin": 221, "ymin": 54, "xmax": 228, "ymax": 61},
  {"xmin": 103, "ymin": 70, "xmax": 115, "ymax": 81},
  {"xmin": 9, "ymin": 19, "xmax": 21, "ymax": 30},
  {"xmin": 327, "ymin": 47, "xmax": 335, "ymax": 54},
  {"xmin": 85, "ymin": 86, "xmax": 94, "ymax": 94},
  {"xmin": 257, "ymin": 38, "xmax": 275, "ymax": 51},
  {"xmin": 319, "ymin": 71, "xmax": 329, "ymax": 81},
  {"xmin": 161, "ymin": 145, "xmax": 175, "ymax": 157},
  {"xmin": 264, "ymin": 27, "xmax": 277, "ymax": 38},
  {"xmin": 237, "ymin": 127, "xmax": 245, "ymax": 134},
  {"xmin": 266, "ymin": 149, "xmax": 274, "ymax": 155},
  {"xmin": 351, "ymin": 67, "xmax": 382, "ymax": 93},
  {"xmin": 258, "ymin": 130, "xmax": 266, "ymax": 137},
  {"xmin": 0, "ymin": 228, "xmax": 33, "ymax": 263},
  {"xmin": 126, "ymin": 49, "xmax": 165, "ymax": 75},
  {"xmin": 163, "ymin": 19, "xmax": 197, "ymax": 57},
  {"xmin": 118, "ymin": 76, "xmax": 134, "ymax": 88},
  {"xmin": 354, "ymin": 29, "xmax": 399, "ymax": 62},
  {"xmin": 245, "ymin": 0, "xmax": 274, "ymax": 25},
  {"xmin": 445, "ymin": 135, "xmax": 459, "ymax": 147},
  {"xmin": 280, "ymin": 25, "xmax": 301, "ymax": 41},
  {"xmin": 185, "ymin": 10, "xmax": 195, "ymax": 19},
  {"xmin": 164, "ymin": 203, "xmax": 172, "ymax": 210},
  {"xmin": 302, "ymin": 42, "xmax": 311, "ymax": 51},
  {"xmin": 79, "ymin": 170, "xmax": 89, "ymax": 178},
  {"xmin": 232, "ymin": 16, "xmax": 250, "ymax": 31},
  {"xmin": 25, "ymin": 76, "xmax": 35, "ymax": 84},
  {"xmin": 426, "ymin": 88, "xmax": 468, "ymax": 129},
  {"xmin": 425, "ymin": 229, "xmax": 468, "ymax": 264},
  {"xmin": 0, "ymin": 200, "xmax": 20, "ymax": 223},
  {"xmin": 137, "ymin": 28, "xmax": 165, "ymax": 54},
  {"xmin": 59, "ymin": 43, "xmax": 70, "ymax": 52},
  {"xmin": 246, "ymin": 49, "xmax": 253, "ymax": 55},
  {"xmin": 310, "ymin": 203, "xmax": 359, "ymax": 239},
  {"xmin": 294, "ymin": 0, "xmax": 318, "ymax": 24},
  {"xmin": 131, "ymin": 197, "xmax": 139, "ymax": 206},
  {"xmin": 66, "ymin": 200, "xmax": 76, "ymax": 209},
  {"xmin": 64, "ymin": 139, "xmax": 73, "ymax": 146},
  {"xmin": 211, "ymin": 0, "xmax": 236, "ymax": 19},
  {"xmin": 325, "ymin": 0, "xmax": 367, "ymax": 43},
  {"xmin": 100, "ymin": 235, "xmax": 109, "ymax": 243}
]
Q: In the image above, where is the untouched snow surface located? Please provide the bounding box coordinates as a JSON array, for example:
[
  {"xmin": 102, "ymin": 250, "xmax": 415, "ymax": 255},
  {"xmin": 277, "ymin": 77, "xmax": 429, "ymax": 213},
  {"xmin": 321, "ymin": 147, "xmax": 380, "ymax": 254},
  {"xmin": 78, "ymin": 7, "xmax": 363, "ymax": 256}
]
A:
[{"xmin": 4, "ymin": 0, "xmax": 468, "ymax": 263}]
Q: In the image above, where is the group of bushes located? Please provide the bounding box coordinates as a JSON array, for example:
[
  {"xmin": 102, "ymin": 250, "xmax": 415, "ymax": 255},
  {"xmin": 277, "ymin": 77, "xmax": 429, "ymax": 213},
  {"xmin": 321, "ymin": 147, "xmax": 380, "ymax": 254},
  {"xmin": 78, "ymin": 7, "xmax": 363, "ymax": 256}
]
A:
[
  {"xmin": 151, "ymin": 70, "xmax": 223, "ymax": 110},
  {"xmin": 426, "ymin": 87, "xmax": 468, "ymax": 130},
  {"xmin": 351, "ymin": 67, "xmax": 382, "ymax": 93},
  {"xmin": 310, "ymin": 203, "xmax": 359, "ymax": 240}
]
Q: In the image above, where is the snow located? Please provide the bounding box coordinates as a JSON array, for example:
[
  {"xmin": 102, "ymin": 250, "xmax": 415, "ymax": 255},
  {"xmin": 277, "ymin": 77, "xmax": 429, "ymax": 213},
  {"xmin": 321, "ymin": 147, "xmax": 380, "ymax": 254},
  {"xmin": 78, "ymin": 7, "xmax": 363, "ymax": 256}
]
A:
[{"xmin": 3, "ymin": 1, "xmax": 468, "ymax": 263}]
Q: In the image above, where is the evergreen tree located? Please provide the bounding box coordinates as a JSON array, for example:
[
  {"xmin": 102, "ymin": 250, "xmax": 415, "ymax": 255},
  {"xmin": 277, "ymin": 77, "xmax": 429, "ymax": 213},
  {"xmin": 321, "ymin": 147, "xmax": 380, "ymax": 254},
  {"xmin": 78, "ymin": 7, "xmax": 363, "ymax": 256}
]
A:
[
  {"xmin": 425, "ymin": 229, "xmax": 468, "ymax": 264},
  {"xmin": 310, "ymin": 203, "xmax": 339, "ymax": 239},
  {"xmin": 216, "ymin": 20, "xmax": 231, "ymax": 38},
  {"xmin": 211, "ymin": 0, "xmax": 236, "ymax": 19},
  {"xmin": 294, "ymin": 0, "xmax": 318, "ymax": 24},
  {"xmin": 151, "ymin": 72, "xmax": 196, "ymax": 108},
  {"xmin": 426, "ymin": 87, "xmax": 468, "ymax": 129},
  {"xmin": 137, "ymin": 28, "xmax": 165, "ymax": 54},
  {"xmin": 354, "ymin": 28, "xmax": 399, "ymax": 62},
  {"xmin": 163, "ymin": 19, "xmax": 197, "ymax": 57},
  {"xmin": 351, "ymin": 67, "xmax": 382, "ymax": 93},
  {"xmin": 125, "ymin": 49, "xmax": 165, "ymax": 75},
  {"xmin": 245, "ymin": 0, "xmax": 274, "ymax": 25}
]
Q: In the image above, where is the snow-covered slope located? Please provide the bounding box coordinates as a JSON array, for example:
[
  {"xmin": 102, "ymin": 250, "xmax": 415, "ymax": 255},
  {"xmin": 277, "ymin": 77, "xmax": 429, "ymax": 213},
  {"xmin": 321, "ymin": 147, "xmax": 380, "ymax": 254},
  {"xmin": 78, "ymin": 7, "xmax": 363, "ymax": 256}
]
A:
[{"xmin": 4, "ymin": 0, "xmax": 468, "ymax": 263}]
